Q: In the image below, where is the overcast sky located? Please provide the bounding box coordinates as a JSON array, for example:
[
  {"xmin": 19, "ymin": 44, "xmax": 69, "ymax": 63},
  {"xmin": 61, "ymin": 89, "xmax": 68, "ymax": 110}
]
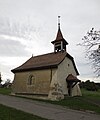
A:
[{"xmin": 0, "ymin": 0, "xmax": 100, "ymax": 83}]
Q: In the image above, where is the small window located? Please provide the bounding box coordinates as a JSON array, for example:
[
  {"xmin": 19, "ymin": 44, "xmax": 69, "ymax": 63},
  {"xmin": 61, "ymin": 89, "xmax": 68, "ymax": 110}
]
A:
[{"xmin": 27, "ymin": 75, "xmax": 35, "ymax": 85}]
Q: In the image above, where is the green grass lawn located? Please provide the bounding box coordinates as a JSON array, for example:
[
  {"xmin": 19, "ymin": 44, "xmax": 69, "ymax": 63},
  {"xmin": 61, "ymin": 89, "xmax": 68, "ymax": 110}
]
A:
[
  {"xmin": 0, "ymin": 88, "xmax": 11, "ymax": 95},
  {"xmin": 82, "ymin": 89, "xmax": 100, "ymax": 105},
  {"xmin": 48, "ymin": 96, "xmax": 100, "ymax": 113},
  {"xmin": 47, "ymin": 89, "xmax": 100, "ymax": 113},
  {"xmin": 0, "ymin": 104, "xmax": 47, "ymax": 120}
]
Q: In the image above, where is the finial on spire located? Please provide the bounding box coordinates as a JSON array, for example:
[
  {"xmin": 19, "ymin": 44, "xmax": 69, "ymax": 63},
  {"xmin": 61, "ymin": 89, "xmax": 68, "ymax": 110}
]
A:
[{"xmin": 58, "ymin": 16, "xmax": 61, "ymax": 28}]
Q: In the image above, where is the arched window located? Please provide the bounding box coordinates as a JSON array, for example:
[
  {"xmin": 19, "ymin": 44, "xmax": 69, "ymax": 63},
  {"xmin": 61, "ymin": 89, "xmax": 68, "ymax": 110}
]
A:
[{"xmin": 27, "ymin": 75, "xmax": 35, "ymax": 85}]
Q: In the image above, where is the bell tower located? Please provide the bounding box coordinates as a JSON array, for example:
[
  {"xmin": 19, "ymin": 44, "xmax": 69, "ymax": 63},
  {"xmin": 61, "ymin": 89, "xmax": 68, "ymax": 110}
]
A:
[{"xmin": 51, "ymin": 16, "xmax": 68, "ymax": 52}]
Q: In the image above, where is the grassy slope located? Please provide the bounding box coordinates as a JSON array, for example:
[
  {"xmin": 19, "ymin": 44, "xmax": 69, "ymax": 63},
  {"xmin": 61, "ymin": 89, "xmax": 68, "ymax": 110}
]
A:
[
  {"xmin": 47, "ymin": 89, "xmax": 100, "ymax": 113},
  {"xmin": 82, "ymin": 89, "xmax": 100, "ymax": 105},
  {"xmin": 49, "ymin": 96, "xmax": 100, "ymax": 113},
  {"xmin": 0, "ymin": 88, "xmax": 11, "ymax": 95}
]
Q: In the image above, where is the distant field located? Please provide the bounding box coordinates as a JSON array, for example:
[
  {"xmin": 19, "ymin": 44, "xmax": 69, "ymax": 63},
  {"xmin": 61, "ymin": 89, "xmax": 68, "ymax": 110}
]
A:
[
  {"xmin": 0, "ymin": 104, "xmax": 47, "ymax": 120},
  {"xmin": 0, "ymin": 87, "xmax": 100, "ymax": 114}
]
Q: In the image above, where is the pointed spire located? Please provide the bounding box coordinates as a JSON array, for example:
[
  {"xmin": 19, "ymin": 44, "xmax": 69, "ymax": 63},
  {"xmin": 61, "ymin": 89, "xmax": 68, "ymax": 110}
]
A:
[
  {"xmin": 56, "ymin": 26, "xmax": 64, "ymax": 41},
  {"xmin": 56, "ymin": 16, "xmax": 64, "ymax": 41},
  {"xmin": 51, "ymin": 16, "xmax": 68, "ymax": 52}
]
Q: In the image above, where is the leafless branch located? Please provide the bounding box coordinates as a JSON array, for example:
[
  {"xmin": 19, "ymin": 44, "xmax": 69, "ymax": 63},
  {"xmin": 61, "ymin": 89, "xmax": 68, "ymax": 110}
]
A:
[{"xmin": 79, "ymin": 28, "xmax": 100, "ymax": 77}]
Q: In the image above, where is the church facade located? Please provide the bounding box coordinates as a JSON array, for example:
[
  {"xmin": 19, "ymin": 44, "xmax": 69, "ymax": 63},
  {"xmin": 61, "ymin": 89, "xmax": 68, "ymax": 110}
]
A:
[{"xmin": 11, "ymin": 20, "xmax": 82, "ymax": 100}]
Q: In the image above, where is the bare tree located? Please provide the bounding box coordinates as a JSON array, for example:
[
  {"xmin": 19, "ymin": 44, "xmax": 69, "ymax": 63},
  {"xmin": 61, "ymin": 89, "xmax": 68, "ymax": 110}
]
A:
[{"xmin": 80, "ymin": 28, "xmax": 100, "ymax": 77}]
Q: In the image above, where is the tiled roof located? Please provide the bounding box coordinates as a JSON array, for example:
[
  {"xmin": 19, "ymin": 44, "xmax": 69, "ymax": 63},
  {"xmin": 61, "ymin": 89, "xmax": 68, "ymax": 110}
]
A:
[
  {"xmin": 66, "ymin": 74, "xmax": 80, "ymax": 82},
  {"xmin": 51, "ymin": 27, "xmax": 68, "ymax": 45},
  {"xmin": 11, "ymin": 51, "xmax": 79, "ymax": 75}
]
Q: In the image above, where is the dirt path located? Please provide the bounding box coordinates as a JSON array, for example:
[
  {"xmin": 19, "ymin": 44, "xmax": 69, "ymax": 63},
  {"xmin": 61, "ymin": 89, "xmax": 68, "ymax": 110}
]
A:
[{"xmin": 0, "ymin": 94, "xmax": 100, "ymax": 120}]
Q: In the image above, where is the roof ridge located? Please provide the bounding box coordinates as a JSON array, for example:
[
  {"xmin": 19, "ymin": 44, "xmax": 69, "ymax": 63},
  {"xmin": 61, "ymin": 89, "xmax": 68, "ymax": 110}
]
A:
[
  {"xmin": 32, "ymin": 51, "xmax": 66, "ymax": 58},
  {"xmin": 11, "ymin": 51, "xmax": 67, "ymax": 73}
]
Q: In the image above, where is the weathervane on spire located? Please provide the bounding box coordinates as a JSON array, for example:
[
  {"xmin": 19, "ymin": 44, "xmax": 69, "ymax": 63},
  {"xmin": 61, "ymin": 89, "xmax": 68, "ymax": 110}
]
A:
[{"xmin": 58, "ymin": 16, "xmax": 61, "ymax": 28}]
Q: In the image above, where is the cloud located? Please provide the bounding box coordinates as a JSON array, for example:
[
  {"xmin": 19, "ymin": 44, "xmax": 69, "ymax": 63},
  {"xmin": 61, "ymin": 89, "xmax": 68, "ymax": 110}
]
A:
[
  {"xmin": 0, "ymin": 38, "xmax": 30, "ymax": 57},
  {"xmin": 0, "ymin": 17, "xmax": 41, "ymax": 57},
  {"xmin": 0, "ymin": 56, "xmax": 30, "ymax": 81}
]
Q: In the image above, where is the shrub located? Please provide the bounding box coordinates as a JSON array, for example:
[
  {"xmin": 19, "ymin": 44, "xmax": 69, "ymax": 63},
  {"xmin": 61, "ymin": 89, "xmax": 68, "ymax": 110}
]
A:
[{"xmin": 79, "ymin": 80, "xmax": 99, "ymax": 91}]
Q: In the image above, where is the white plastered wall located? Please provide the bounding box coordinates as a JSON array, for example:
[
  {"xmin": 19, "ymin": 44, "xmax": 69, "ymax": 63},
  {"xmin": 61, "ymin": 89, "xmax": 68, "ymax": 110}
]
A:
[
  {"xmin": 57, "ymin": 57, "xmax": 81, "ymax": 95},
  {"xmin": 48, "ymin": 56, "xmax": 79, "ymax": 100}
]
